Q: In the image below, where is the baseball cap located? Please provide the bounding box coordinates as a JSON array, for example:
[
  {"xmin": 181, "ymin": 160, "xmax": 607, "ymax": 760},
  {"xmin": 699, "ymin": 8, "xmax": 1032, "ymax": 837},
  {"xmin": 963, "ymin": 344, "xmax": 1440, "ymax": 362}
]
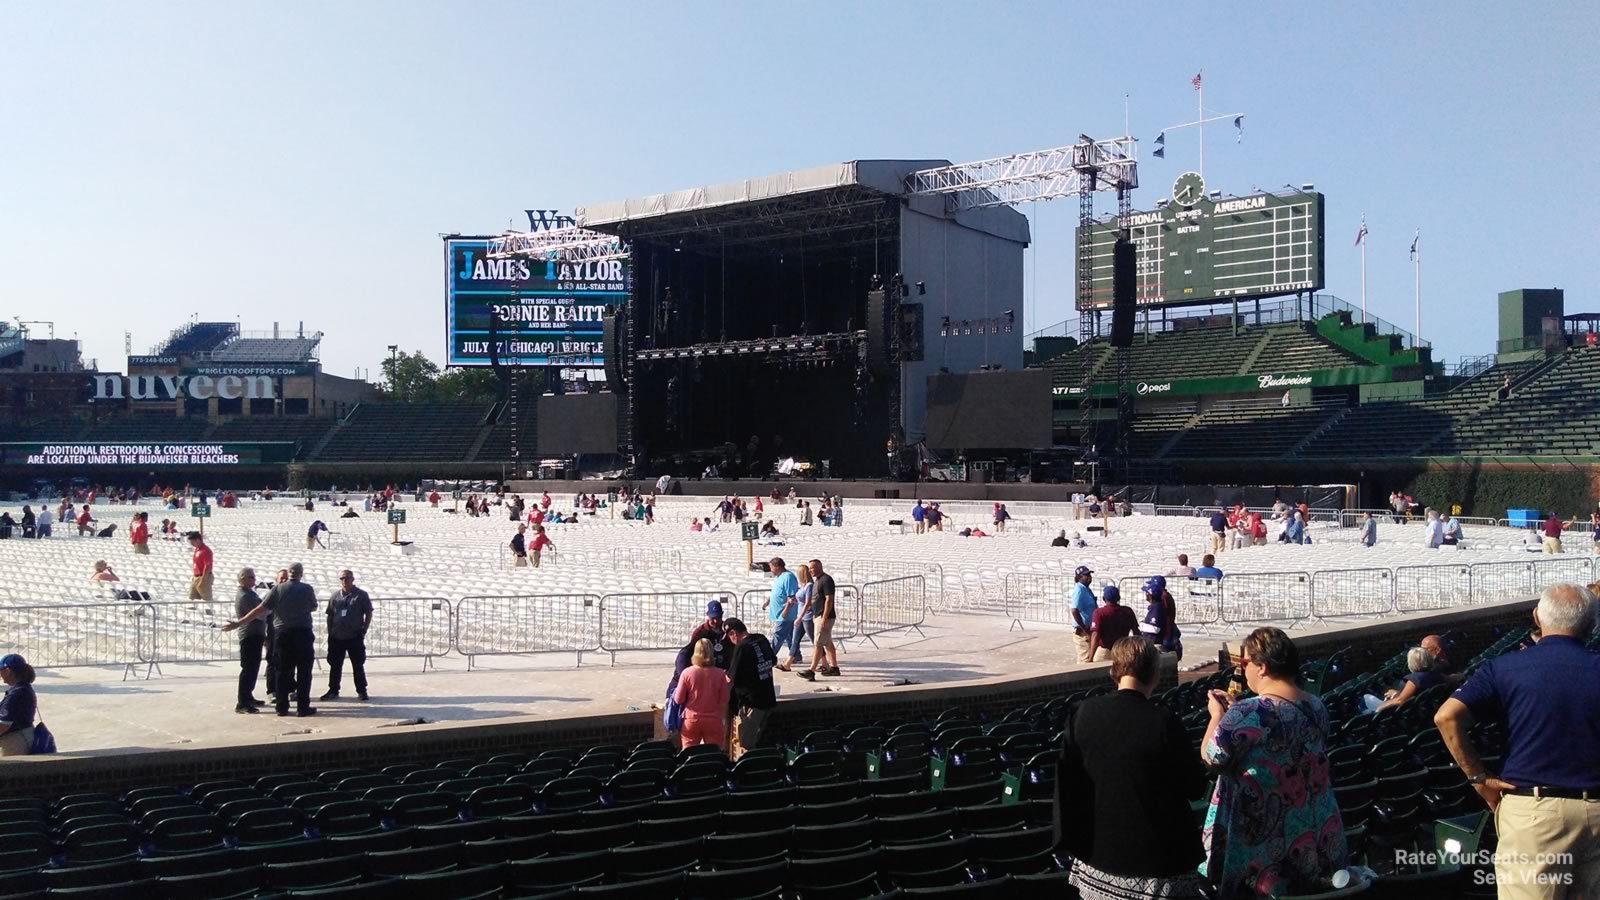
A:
[
  {"xmin": 1102, "ymin": 585, "xmax": 1121, "ymax": 603},
  {"xmin": 1074, "ymin": 565, "xmax": 1094, "ymax": 579},
  {"xmin": 0, "ymin": 653, "xmax": 26, "ymax": 671},
  {"xmin": 705, "ymin": 600, "xmax": 724, "ymax": 619},
  {"xmin": 1143, "ymin": 576, "xmax": 1167, "ymax": 596}
]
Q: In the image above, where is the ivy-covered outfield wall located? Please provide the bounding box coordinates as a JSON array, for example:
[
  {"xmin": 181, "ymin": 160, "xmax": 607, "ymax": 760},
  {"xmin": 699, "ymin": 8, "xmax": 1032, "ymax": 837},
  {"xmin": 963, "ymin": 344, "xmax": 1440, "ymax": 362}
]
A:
[{"xmin": 1400, "ymin": 466, "xmax": 1599, "ymax": 519}]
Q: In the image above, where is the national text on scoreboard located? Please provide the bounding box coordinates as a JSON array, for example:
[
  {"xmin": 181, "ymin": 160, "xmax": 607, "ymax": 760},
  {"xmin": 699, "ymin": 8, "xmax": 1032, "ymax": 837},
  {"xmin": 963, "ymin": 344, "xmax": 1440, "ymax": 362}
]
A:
[
  {"xmin": 445, "ymin": 237, "xmax": 631, "ymax": 367},
  {"xmin": 1076, "ymin": 188, "xmax": 1325, "ymax": 309}
]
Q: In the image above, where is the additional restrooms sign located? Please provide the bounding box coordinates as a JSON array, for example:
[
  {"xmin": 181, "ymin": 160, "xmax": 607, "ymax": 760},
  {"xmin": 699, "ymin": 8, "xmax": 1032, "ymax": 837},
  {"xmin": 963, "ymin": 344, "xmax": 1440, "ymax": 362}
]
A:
[
  {"xmin": 92, "ymin": 374, "xmax": 275, "ymax": 401},
  {"xmin": 1, "ymin": 443, "xmax": 294, "ymax": 466}
]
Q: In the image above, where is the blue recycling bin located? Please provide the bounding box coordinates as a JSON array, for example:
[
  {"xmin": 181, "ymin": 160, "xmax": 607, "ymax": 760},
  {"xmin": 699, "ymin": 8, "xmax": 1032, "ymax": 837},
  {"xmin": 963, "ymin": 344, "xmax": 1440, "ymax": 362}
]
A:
[{"xmin": 1504, "ymin": 508, "xmax": 1540, "ymax": 527}]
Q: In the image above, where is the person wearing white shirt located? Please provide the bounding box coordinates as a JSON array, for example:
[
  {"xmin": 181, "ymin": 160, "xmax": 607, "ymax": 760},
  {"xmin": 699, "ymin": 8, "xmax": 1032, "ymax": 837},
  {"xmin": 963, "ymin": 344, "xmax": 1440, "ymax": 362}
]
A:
[{"xmin": 1423, "ymin": 509, "xmax": 1443, "ymax": 549}]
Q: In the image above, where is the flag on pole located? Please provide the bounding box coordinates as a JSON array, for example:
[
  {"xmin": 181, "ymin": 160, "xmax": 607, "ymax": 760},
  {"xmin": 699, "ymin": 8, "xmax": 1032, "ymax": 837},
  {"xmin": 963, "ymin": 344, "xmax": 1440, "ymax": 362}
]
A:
[
  {"xmin": 1191, "ymin": 72, "xmax": 1203, "ymax": 90},
  {"xmin": 1153, "ymin": 146, "xmax": 1164, "ymax": 159},
  {"xmin": 1154, "ymin": 132, "xmax": 1165, "ymax": 145},
  {"xmin": 1355, "ymin": 218, "xmax": 1369, "ymax": 247},
  {"xmin": 1409, "ymin": 230, "xmax": 1419, "ymax": 260},
  {"xmin": 1234, "ymin": 115, "xmax": 1243, "ymax": 143}
]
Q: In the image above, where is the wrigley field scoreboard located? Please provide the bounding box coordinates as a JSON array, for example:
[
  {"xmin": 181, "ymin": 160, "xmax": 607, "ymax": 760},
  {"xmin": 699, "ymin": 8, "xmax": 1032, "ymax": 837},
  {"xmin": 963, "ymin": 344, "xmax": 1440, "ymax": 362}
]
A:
[{"xmin": 1077, "ymin": 177, "xmax": 1325, "ymax": 309}]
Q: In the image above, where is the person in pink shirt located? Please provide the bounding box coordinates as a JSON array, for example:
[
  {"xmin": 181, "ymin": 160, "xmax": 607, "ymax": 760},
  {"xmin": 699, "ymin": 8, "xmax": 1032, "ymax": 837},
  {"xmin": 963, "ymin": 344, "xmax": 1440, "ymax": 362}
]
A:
[{"xmin": 673, "ymin": 638, "xmax": 730, "ymax": 750}]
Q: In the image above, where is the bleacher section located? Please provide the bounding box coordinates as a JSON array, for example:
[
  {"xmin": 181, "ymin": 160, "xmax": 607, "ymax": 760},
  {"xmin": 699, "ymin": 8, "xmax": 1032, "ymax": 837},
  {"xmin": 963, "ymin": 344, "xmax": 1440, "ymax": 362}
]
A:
[
  {"xmin": 85, "ymin": 416, "xmax": 215, "ymax": 443},
  {"xmin": 208, "ymin": 417, "xmax": 336, "ymax": 446},
  {"xmin": 476, "ymin": 406, "xmax": 539, "ymax": 463},
  {"xmin": 1041, "ymin": 321, "xmax": 1370, "ymax": 390},
  {"xmin": 1297, "ymin": 360, "xmax": 1538, "ymax": 459},
  {"xmin": 1254, "ymin": 323, "xmax": 1362, "ymax": 372},
  {"xmin": 316, "ymin": 404, "xmax": 494, "ymax": 462},
  {"xmin": 155, "ymin": 322, "xmax": 238, "ymax": 357},
  {"xmin": 1161, "ymin": 399, "xmax": 1345, "ymax": 460},
  {"xmin": 1423, "ymin": 346, "xmax": 1600, "ymax": 457},
  {"xmin": 1125, "ymin": 403, "xmax": 1195, "ymax": 459}
]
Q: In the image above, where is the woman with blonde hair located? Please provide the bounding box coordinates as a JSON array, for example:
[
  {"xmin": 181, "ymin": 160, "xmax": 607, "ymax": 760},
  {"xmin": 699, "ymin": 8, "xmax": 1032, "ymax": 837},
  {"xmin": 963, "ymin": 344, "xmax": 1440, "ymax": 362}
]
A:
[{"xmin": 672, "ymin": 638, "xmax": 730, "ymax": 750}]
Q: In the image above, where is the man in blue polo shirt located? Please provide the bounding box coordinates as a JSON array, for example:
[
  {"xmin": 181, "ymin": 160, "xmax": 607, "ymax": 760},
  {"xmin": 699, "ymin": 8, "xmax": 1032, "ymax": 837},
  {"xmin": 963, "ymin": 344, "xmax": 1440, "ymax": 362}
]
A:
[
  {"xmin": 766, "ymin": 557, "xmax": 801, "ymax": 670},
  {"xmin": 911, "ymin": 500, "xmax": 926, "ymax": 535},
  {"xmin": 1434, "ymin": 583, "xmax": 1600, "ymax": 895},
  {"xmin": 1207, "ymin": 509, "xmax": 1228, "ymax": 555},
  {"xmin": 1069, "ymin": 565, "xmax": 1098, "ymax": 664}
]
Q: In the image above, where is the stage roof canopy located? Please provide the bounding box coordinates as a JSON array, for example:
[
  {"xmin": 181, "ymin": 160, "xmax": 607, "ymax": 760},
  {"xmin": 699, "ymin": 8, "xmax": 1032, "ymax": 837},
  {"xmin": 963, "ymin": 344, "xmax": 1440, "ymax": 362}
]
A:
[{"xmin": 577, "ymin": 160, "xmax": 1029, "ymax": 255}]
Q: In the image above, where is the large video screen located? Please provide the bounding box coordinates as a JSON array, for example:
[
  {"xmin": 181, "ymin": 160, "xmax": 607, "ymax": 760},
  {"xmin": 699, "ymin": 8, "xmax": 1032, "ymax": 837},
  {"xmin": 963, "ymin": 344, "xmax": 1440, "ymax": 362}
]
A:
[
  {"xmin": 923, "ymin": 370, "xmax": 1052, "ymax": 450},
  {"xmin": 444, "ymin": 237, "xmax": 630, "ymax": 367},
  {"xmin": 1076, "ymin": 188, "xmax": 1324, "ymax": 309},
  {"xmin": 537, "ymin": 393, "xmax": 619, "ymax": 456}
]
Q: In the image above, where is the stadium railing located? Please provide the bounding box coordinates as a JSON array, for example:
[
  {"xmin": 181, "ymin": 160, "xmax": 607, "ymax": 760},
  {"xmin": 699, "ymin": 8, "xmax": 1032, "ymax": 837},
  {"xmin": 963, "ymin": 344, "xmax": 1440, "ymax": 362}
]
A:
[
  {"xmin": 849, "ymin": 560, "xmax": 947, "ymax": 611},
  {"xmin": 1310, "ymin": 568, "xmax": 1394, "ymax": 620},
  {"xmin": 856, "ymin": 575, "xmax": 927, "ymax": 645},
  {"xmin": 455, "ymin": 593, "xmax": 602, "ymax": 669},
  {"xmin": 1, "ymin": 602, "xmax": 146, "ymax": 679},
  {"xmin": 139, "ymin": 597, "xmax": 455, "ymax": 674},
  {"xmin": 597, "ymin": 591, "xmax": 737, "ymax": 663}
]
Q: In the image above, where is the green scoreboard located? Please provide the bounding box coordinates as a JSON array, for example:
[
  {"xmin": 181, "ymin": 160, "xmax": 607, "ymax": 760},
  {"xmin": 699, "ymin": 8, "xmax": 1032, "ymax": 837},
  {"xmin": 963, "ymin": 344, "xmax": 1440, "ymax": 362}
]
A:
[{"xmin": 1077, "ymin": 177, "xmax": 1324, "ymax": 309}]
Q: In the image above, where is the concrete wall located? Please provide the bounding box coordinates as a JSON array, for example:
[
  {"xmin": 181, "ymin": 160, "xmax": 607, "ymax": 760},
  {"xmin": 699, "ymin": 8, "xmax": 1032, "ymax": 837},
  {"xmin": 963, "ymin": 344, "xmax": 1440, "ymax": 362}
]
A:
[
  {"xmin": 897, "ymin": 203, "xmax": 1027, "ymax": 443},
  {"xmin": 0, "ymin": 596, "xmax": 1535, "ymax": 799}
]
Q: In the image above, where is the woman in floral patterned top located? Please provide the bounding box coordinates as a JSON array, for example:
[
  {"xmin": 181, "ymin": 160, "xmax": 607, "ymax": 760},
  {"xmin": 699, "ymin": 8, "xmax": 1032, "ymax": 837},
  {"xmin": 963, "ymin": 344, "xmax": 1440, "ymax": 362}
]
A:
[{"xmin": 1200, "ymin": 627, "xmax": 1347, "ymax": 897}]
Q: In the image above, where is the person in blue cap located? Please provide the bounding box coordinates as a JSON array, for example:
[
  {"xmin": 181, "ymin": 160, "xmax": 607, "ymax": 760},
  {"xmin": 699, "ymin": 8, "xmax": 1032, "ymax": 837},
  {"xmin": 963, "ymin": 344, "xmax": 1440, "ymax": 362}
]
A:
[
  {"xmin": 689, "ymin": 600, "xmax": 730, "ymax": 669},
  {"xmin": 1070, "ymin": 565, "xmax": 1098, "ymax": 664},
  {"xmin": 0, "ymin": 654, "xmax": 38, "ymax": 757},
  {"xmin": 1139, "ymin": 576, "xmax": 1183, "ymax": 662}
]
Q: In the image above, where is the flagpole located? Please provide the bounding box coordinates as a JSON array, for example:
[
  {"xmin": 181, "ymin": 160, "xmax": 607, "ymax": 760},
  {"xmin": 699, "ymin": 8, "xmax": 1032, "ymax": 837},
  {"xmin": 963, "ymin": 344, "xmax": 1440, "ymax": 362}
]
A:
[
  {"xmin": 1413, "ymin": 230, "xmax": 1421, "ymax": 339},
  {"xmin": 1197, "ymin": 77, "xmax": 1205, "ymax": 179},
  {"xmin": 1360, "ymin": 238, "xmax": 1368, "ymax": 325}
]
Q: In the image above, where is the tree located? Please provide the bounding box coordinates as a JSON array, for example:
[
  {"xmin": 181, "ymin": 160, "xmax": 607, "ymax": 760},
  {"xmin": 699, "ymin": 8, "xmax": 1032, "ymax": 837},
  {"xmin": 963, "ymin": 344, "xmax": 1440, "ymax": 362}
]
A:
[
  {"xmin": 380, "ymin": 351, "xmax": 439, "ymax": 402},
  {"xmin": 377, "ymin": 351, "xmax": 507, "ymax": 404}
]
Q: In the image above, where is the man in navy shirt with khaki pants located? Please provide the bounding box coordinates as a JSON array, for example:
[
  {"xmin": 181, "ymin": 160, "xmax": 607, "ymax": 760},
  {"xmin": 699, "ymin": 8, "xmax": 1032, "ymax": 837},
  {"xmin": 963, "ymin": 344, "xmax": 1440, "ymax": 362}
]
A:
[{"xmin": 1434, "ymin": 583, "xmax": 1600, "ymax": 898}]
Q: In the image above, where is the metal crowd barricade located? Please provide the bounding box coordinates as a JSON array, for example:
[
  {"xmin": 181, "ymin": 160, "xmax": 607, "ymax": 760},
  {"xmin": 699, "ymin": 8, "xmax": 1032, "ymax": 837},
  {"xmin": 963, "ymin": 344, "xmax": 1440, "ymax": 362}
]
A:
[
  {"xmin": 1310, "ymin": 568, "xmax": 1395, "ymax": 620},
  {"xmin": 1111, "ymin": 575, "xmax": 1221, "ymax": 633},
  {"xmin": 1468, "ymin": 561, "xmax": 1536, "ymax": 605},
  {"xmin": 1219, "ymin": 572, "xmax": 1313, "ymax": 627},
  {"xmin": 849, "ymin": 561, "xmax": 947, "ymax": 611},
  {"xmin": 598, "ymin": 591, "xmax": 737, "ymax": 664},
  {"xmin": 0, "ymin": 602, "xmax": 148, "ymax": 679},
  {"xmin": 139, "ymin": 600, "xmax": 239, "ymax": 675},
  {"xmin": 1395, "ymin": 564, "xmax": 1471, "ymax": 612},
  {"xmin": 856, "ymin": 576, "xmax": 927, "ymax": 646},
  {"xmin": 1531, "ymin": 557, "xmax": 1595, "ymax": 594},
  {"xmin": 610, "ymin": 547, "xmax": 684, "ymax": 572},
  {"xmin": 1004, "ymin": 572, "xmax": 1072, "ymax": 631},
  {"xmin": 322, "ymin": 597, "xmax": 452, "ymax": 670},
  {"xmin": 454, "ymin": 594, "xmax": 601, "ymax": 669}
]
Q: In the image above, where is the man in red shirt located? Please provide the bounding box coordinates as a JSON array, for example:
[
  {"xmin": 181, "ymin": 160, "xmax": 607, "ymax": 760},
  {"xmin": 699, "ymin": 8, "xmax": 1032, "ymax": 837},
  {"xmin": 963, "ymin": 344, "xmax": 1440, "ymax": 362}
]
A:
[
  {"xmin": 528, "ymin": 524, "xmax": 554, "ymax": 568},
  {"xmin": 1543, "ymin": 513, "xmax": 1564, "ymax": 554},
  {"xmin": 76, "ymin": 505, "xmax": 96, "ymax": 537},
  {"xmin": 130, "ymin": 512, "xmax": 150, "ymax": 555},
  {"xmin": 1084, "ymin": 585, "xmax": 1139, "ymax": 663},
  {"xmin": 188, "ymin": 532, "xmax": 215, "ymax": 602}
]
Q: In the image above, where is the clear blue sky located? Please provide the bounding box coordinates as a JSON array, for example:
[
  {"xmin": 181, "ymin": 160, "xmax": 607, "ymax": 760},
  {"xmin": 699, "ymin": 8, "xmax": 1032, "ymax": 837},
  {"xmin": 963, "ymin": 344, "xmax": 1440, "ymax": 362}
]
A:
[{"xmin": 3, "ymin": 1, "xmax": 1595, "ymax": 377}]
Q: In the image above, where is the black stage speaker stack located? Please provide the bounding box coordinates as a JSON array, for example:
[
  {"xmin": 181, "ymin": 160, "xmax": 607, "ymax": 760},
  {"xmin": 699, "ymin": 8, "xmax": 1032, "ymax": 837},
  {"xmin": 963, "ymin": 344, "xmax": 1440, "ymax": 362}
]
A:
[
  {"xmin": 1110, "ymin": 235, "xmax": 1136, "ymax": 348},
  {"xmin": 602, "ymin": 314, "xmax": 628, "ymax": 389}
]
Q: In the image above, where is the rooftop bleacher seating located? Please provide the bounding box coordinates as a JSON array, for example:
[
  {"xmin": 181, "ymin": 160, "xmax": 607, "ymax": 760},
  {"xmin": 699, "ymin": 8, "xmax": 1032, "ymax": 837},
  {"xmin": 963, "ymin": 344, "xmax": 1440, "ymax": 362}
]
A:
[
  {"xmin": 83, "ymin": 415, "xmax": 215, "ymax": 443},
  {"xmin": 208, "ymin": 337, "xmax": 321, "ymax": 363},
  {"xmin": 155, "ymin": 322, "xmax": 238, "ymax": 357},
  {"xmin": 314, "ymin": 404, "xmax": 494, "ymax": 462}
]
